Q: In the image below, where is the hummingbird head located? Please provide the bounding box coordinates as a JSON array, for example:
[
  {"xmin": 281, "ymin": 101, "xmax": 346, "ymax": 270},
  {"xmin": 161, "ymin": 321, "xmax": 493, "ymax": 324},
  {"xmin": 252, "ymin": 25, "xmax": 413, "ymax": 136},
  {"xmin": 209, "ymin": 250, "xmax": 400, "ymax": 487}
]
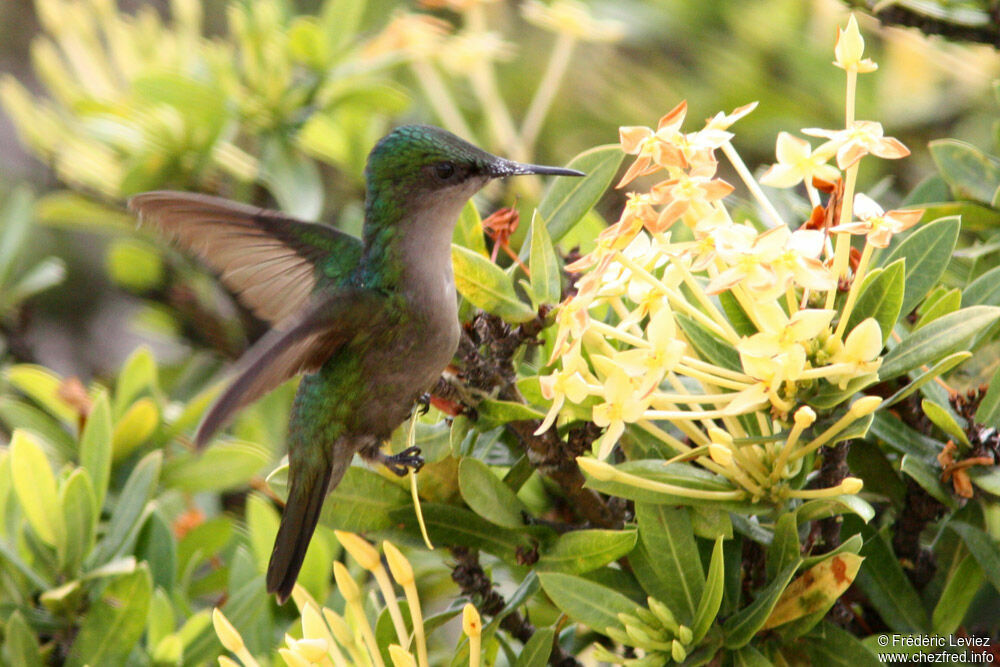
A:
[{"xmin": 364, "ymin": 125, "xmax": 583, "ymax": 207}]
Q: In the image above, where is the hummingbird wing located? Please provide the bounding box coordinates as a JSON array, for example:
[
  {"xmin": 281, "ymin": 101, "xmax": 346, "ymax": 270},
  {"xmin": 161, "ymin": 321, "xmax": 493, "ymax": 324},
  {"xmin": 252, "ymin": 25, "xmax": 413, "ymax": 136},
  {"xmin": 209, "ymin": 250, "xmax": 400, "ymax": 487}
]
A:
[
  {"xmin": 195, "ymin": 288, "xmax": 387, "ymax": 446},
  {"xmin": 129, "ymin": 191, "xmax": 363, "ymax": 324}
]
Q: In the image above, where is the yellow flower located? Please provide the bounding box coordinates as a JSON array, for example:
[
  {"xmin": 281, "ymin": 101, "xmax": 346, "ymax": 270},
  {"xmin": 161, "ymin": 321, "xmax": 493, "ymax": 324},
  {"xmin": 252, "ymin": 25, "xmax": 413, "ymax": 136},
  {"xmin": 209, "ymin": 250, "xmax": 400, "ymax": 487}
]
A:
[
  {"xmin": 363, "ymin": 12, "xmax": 451, "ymax": 60},
  {"xmin": 759, "ymin": 132, "xmax": 840, "ymax": 188},
  {"xmin": 437, "ymin": 31, "xmax": 513, "ymax": 75},
  {"xmin": 592, "ymin": 367, "xmax": 653, "ymax": 459},
  {"xmin": 521, "ymin": 0, "xmax": 625, "ymax": 42},
  {"xmin": 617, "ymin": 101, "xmax": 688, "ymax": 187},
  {"xmin": 826, "ymin": 318, "xmax": 883, "ymax": 388},
  {"xmin": 829, "ymin": 193, "xmax": 924, "ymax": 248},
  {"xmin": 833, "ymin": 15, "xmax": 878, "ymax": 73},
  {"xmin": 614, "ymin": 308, "xmax": 687, "ymax": 384},
  {"xmin": 649, "ymin": 173, "xmax": 734, "ymax": 232},
  {"xmin": 803, "ymin": 121, "xmax": 909, "ymax": 170},
  {"xmin": 537, "ymin": 357, "xmax": 593, "ymax": 434}
]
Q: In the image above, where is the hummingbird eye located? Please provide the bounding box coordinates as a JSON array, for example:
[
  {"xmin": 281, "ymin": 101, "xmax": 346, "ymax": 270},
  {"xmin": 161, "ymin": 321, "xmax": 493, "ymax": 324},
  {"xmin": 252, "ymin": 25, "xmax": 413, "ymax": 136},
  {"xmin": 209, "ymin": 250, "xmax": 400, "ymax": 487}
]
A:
[{"xmin": 433, "ymin": 161, "xmax": 457, "ymax": 181}]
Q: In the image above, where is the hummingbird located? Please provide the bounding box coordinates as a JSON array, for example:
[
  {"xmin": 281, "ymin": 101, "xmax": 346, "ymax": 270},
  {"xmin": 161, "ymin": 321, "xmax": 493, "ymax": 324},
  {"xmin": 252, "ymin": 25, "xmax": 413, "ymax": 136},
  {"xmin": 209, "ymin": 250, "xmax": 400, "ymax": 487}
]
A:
[{"xmin": 129, "ymin": 125, "xmax": 583, "ymax": 603}]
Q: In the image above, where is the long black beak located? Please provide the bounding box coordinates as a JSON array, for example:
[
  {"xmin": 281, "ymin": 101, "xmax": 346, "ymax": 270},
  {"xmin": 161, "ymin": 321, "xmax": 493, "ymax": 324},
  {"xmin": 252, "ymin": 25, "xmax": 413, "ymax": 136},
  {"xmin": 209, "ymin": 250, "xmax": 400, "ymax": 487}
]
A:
[{"xmin": 488, "ymin": 158, "xmax": 585, "ymax": 178}]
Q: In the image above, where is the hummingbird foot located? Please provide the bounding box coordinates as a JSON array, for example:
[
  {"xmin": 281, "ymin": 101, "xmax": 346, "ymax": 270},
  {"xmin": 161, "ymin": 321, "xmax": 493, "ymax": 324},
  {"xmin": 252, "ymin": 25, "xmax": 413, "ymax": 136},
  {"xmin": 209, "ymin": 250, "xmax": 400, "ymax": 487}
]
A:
[
  {"xmin": 379, "ymin": 446, "xmax": 424, "ymax": 476},
  {"xmin": 417, "ymin": 393, "xmax": 431, "ymax": 416}
]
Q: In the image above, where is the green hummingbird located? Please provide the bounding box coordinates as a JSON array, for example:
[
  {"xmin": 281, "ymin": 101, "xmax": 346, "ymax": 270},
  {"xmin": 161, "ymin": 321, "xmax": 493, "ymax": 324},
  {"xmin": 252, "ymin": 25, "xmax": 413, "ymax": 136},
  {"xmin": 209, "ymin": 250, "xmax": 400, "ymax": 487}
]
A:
[{"xmin": 129, "ymin": 125, "xmax": 583, "ymax": 603}]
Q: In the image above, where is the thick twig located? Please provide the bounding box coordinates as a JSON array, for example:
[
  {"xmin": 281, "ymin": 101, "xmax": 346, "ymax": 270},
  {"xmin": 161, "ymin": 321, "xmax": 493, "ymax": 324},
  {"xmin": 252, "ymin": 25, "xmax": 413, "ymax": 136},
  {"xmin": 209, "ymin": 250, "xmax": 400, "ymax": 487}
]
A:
[{"xmin": 843, "ymin": 1, "xmax": 1000, "ymax": 47}]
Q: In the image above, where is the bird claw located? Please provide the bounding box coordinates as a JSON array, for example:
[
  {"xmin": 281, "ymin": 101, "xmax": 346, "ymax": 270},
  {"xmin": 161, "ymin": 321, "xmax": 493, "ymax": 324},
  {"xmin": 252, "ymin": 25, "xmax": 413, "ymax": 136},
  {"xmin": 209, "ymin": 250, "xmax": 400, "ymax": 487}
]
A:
[
  {"xmin": 416, "ymin": 393, "xmax": 431, "ymax": 416},
  {"xmin": 380, "ymin": 446, "xmax": 424, "ymax": 476}
]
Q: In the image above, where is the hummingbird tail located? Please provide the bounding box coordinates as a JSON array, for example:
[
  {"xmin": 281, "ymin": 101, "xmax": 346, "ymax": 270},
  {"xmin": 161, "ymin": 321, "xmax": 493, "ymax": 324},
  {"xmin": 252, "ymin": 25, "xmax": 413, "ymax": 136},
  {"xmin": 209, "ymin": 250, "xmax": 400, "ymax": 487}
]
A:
[{"xmin": 266, "ymin": 463, "xmax": 333, "ymax": 604}]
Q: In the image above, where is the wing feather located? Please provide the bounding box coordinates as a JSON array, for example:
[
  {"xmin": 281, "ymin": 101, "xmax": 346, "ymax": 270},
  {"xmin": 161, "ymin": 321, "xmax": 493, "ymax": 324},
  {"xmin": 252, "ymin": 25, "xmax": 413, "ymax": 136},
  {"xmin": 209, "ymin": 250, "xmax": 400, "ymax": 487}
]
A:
[
  {"xmin": 195, "ymin": 288, "xmax": 387, "ymax": 446},
  {"xmin": 129, "ymin": 191, "xmax": 363, "ymax": 325}
]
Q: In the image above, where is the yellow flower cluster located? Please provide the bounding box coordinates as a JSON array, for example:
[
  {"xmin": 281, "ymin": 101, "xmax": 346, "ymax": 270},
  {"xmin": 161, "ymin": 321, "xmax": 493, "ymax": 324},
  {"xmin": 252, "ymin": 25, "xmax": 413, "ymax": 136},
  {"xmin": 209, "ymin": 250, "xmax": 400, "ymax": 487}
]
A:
[
  {"xmin": 538, "ymin": 15, "xmax": 924, "ymax": 504},
  {"xmin": 213, "ymin": 532, "xmax": 484, "ymax": 667}
]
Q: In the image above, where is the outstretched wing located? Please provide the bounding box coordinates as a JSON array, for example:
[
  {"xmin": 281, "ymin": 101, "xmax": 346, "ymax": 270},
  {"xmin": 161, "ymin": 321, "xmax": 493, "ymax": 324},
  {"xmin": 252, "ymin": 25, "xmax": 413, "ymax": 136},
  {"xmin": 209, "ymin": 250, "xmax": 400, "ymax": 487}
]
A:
[
  {"xmin": 129, "ymin": 191, "xmax": 364, "ymax": 324},
  {"xmin": 195, "ymin": 288, "xmax": 388, "ymax": 446}
]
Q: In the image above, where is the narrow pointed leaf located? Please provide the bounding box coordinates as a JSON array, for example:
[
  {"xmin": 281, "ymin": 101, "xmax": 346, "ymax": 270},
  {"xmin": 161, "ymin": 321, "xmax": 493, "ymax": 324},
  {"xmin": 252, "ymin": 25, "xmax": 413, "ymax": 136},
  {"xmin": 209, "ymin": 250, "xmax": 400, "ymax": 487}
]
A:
[
  {"xmin": 879, "ymin": 306, "xmax": 1000, "ymax": 381},
  {"xmin": 10, "ymin": 430, "xmax": 63, "ymax": 547},
  {"xmin": 846, "ymin": 259, "xmax": 904, "ymax": 341},
  {"xmin": 453, "ymin": 200, "xmax": 487, "ymax": 255},
  {"xmin": 4, "ymin": 610, "xmax": 43, "ymax": 667},
  {"xmin": 879, "ymin": 216, "xmax": 960, "ymax": 315},
  {"xmin": 59, "ymin": 469, "xmax": 97, "ymax": 574},
  {"xmin": 452, "ymin": 244, "xmax": 536, "ymax": 323},
  {"xmin": 537, "ymin": 572, "xmax": 638, "ymax": 633},
  {"xmin": 855, "ymin": 528, "xmax": 930, "ymax": 632},
  {"xmin": 88, "ymin": 451, "xmax": 162, "ymax": 568},
  {"xmin": 66, "ymin": 566, "xmax": 153, "ymax": 667},
  {"xmin": 536, "ymin": 529, "xmax": 637, "ymax": 574},
  {"xmin": 537, "ymin": 145, "xmax": 624, "ymax": 243},
  {"xmin": 691, "ymin": 536, "xmax": 725, "ymax": 643},
  {"xmin": 932, "ymin": 553, "xmax": 983, "ymax": 634},
  {"xmin": 948, "ymin": 521, "xmax": 1000, "ymax": 595},
  {"xmin": 929, "ymin": 139, "xmax": 1000, "ymax": 204},
  {"xmin": 514, "ymin": 627, "xmax": 554, "ymax": 667},
  {"xmin": 80, "ymin": 391, "xmax": 112, "ymax": 509},
  {"xmin": 635, "ymin": 503, "xmax": 705, "ymax": 621},
  {"xmin": 722, "ymin": 560, "xmax": 800, "ymax": 648},
  {"xmin": 529, "ymin": 212, "xmax": 562, "ymax": 306},
  {"xmin": 459, "ymin": 457, "xmax": 529, "ymax": 529},
  {"xmin": 762, "ymin": 553, "xmax": 862, "ymax": 630},
  {"xmin": 882, "ymin": 351, "xmax": 970, "ymax": 408},
  {"xmin": 110, "ymin": 397, "xmax": 159, "ymax": 462}
]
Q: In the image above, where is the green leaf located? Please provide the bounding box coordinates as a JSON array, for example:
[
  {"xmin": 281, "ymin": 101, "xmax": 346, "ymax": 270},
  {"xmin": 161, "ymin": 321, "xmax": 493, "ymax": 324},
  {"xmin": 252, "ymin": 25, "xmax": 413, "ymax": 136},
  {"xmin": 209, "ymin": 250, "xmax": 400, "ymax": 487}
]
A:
[
  {"xmin": 245, "ymin": 493, "xmax": 280, "ymax": 573},
  {"xmin": 879, "ymin": 216, "xmax": 960, "ymax": 315},
  {"xmin": 846, "ymin": 259, "xmax": 904, "ymax": 341},
  {"xmin": 388, "ymin": 503, "xmax": 534, "ymax": 565},
  {"xmin": 804, "ymin": 622, "xmax": 880, "ymax": 666},
  {"xmin": 453, "ymin": 200, "xmax": 487, "ymax": 255},
  {"xmin": 915, "ymin": 288, "xmax": 961, "ymax": 330},
  {"xmin": 580, "ymin": 459, "xmax": 751, "ymax": 512},
  {"xmin": 459, "ymin": 458, "xmax": 529, "ymax": 529},
  {"xmin": 536, "ymin": 529, "xmax": 637, "ymax": 574},
  {"xmin": 528, "ymin": 212, "xmax": 562, "ymax": 306},
  {"xmin": 3, "ymin": 610, "xmax": 43, "ymax": 667},
  {"xmin": 66, "ymin": 566, "xmax": 152, "ymax": 667},
  {"xmin": 855, "ymin": 528, "xmax": 930, "ymax": 632},
  {"xmin": 921, "ymin": 399, "xmax": 969, "ymax": 447},
  {"xmin": 882, "ymin": 351, "xmax": 971, "ymax": 409},
  {"xmin": 4, "ymin": 364, "xmax": 78, "ymax": 426},
  {"xmin": 105, "ymin": 239, "xmax": 164, "ymax": 292},
  {"xmin": 537, "ymin": 572, "xmax": 638, "ymax": 633},
  {"xmin": 948, "ymin": 522, "xmax": 1000, "ymax": 595},
  {"xmin": 932, "ymin": 553, "xmax": 983, "ymax": 634},
  {"xmin": 963, "ymin": 264, "xmax": 1000, "ymax": 307},
  {"xmin": 135, "ymin": 511, "xmax": 178, "ymax": 592},
  {"xmin": 880, "ymin": 306, "xmax": 1000, "ymax": 381},
  {"xmin": 691, "ymin": 536, "xmax": 725, "ymax": 643},
  {"xmin": 676, "ymin": 313, "xmax": 741, "ymax": 372},
  {"xmin": 767, "ymin": 514, "xmax": 800, "ymax": 581},
  {"xmin": 114, "ymin": 346, "xmax": 158, "ymax": 417},
  {"xmin": 321, "ymin": 0, "xmax": 368, "ymax": 53},
  {"xmin": 975, "ymin": 365, "xmax": 1000, "ymax": 428},
  {"xmin": 0, "ymin": 397, "xmax": 76, "ymax": 461},
  {"xmin": 900, "ymin": 455, "xmax": 957, "ymax": 509},
  {"xmin": 162, "ymin": 440, "xmax": 268, "ymax": 493},
  {"xmin": 80, "ymin": 391, "xmax": 112, "ymax": 509},
  {"xmin": 514, "ymin": 627, "xmax": 554, "ymax": 667},
  {"xmin": 110, "ymin": 397, "xmax": 159, "ymax": 462},
  {"xmin": 0, "ymin": 186, "xmax": 33, "ymax": 284},
  {"xmin": 87, "ymin": 451, "xmax": 161, "ymax": 568},
  {"xmin": 635, "ymin": 503, "xmax": 704, "ymax": 621},
  {"xmin": 929, "ymin": 139, "xmax": 1000, "ymax": 204},
  {"xmin": 0, "ymin": 258, "xmax": 65, "ymax": 311},
  {"xmin": 868, "ymin": 412, "xmax": 941, "ymax": 458},
  {"xmin": 59, "ymin": 469, "xmax": 96, "ymax": 574},
  {"xmin": 452, "ymin": 244, "xmax": 536, "ymax": 323},
  {"xmin": 722, "ymin": 560, "xmax": 800, "ymax": 648},
  {"xmin": 537, "ymin": 145, "xmax": 624, "ymax": 243},
  {"xmin": 308, "ymin": 467, "xmax": 409, "ymax": 532},
  {"xmin": 10, "ymin": 430, "xmax": 63, "ymax": 547},
  {"xmin": 795, "ymin": 495, "xmax": 875, "ymax": 524},
  {"xmin": 476, "ymin": 399, "xmax": 545, "ymax": 427}
]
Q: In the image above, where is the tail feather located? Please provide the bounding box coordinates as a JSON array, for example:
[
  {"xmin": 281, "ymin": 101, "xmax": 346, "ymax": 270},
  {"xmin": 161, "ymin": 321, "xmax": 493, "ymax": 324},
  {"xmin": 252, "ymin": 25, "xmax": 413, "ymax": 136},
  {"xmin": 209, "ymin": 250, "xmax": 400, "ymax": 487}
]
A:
[{"xmin": 266, "ymin": 464, "xmax": 333, "ymax": 604}]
